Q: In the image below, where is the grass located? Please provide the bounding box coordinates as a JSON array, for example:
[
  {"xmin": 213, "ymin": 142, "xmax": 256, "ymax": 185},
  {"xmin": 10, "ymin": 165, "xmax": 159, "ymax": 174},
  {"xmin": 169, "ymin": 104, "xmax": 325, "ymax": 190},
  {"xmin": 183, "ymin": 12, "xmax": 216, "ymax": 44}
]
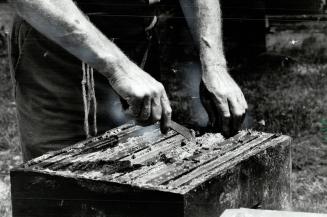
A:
[
  {"xmin": 238, "ymin": 21, "xmax": 327, "ymax": 212},
  {"xmin": 0, "ymin": 4, "xmax": 327, "ymax": 216},
  {"xmin": 0, "ymin": 4, "xmax": 22, "ymax": 217}
]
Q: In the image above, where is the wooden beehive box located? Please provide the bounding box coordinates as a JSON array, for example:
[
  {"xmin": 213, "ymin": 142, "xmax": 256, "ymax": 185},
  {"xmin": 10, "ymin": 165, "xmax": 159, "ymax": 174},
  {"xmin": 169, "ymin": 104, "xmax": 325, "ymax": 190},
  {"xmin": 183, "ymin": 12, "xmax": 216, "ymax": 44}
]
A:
[{"xmin": 11, "ymin": 123, "xmax": 292, "ymax": 217}]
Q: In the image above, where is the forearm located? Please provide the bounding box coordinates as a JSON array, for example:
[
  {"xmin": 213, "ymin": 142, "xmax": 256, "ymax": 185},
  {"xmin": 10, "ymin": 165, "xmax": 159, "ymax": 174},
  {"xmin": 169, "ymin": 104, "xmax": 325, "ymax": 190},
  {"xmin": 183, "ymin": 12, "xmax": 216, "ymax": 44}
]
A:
[
  {"xmin": 181, "ymin": 0, "xmax": 247, "ymax": 136},
  {"xmin": 179, "ymin": 0, "xmax": 227, "ymax": 74},
  {"xmin": 10, "ymin": 0, "xmax": 133, "ymax": 78}
]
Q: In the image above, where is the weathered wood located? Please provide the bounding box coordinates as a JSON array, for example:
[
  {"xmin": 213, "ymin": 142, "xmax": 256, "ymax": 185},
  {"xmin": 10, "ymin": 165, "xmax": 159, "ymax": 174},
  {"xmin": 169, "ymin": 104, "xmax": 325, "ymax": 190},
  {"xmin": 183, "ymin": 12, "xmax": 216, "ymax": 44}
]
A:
[
  {"xmin": 11, "ymin": 123, "xmax": 292, "ymax": 217},
  {"xmin": 221, "ymin": 209, "xmax": 327, "ymax": 217}
]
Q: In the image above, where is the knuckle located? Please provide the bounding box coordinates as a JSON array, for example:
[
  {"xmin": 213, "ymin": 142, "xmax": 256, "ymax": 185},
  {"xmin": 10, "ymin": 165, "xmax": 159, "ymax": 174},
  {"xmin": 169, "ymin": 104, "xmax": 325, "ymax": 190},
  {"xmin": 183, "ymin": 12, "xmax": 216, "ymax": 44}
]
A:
[
  {"xmin": 134, "ymin": 91, "xmax": 144, "ymax": 99},
  {"xmin": 216, "ymin": 97, "xmax": 228, "ymax": 105},
  {"xmin": 214, "ymin": 90, "xmax": 226, "ymax": 98},
  {"xmin": 226, "ymin": 91, "xmax": 237, "ymax": 98},
  {"xmin": 151, "ymin": 88, "xmax": 160, "ymax": 97},
  {"xmin": 165, "ymin": 108, "xmax": 172, "ymax": 117},
  {"xmin": 157, "ymin": 83, "xmax": 165, "ymax": 92},
  {"xmin": 152, "ymin": 97, "xmax": 161, "ymax": 106},
  {"xmin": 148, "ymin": 88, "xmax": 156, "ymax": 97}
]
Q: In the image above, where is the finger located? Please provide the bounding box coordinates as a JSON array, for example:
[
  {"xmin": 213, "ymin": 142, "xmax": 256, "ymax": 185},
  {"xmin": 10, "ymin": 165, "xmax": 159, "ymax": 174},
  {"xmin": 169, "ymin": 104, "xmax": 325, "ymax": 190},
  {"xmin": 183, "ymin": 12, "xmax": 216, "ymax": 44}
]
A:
[
  {"xmin": 139, "ymin": 95, "xmax": 152, "ymax": 121},
  {"xmin": 237, "ymin": 94, "xmax": 248, "ymax": 128},
  {"xmin": 237, "ymin": 93, "xmax": 248, "ymax": 125},
  {"xmin": 202, "ymin": 96, "xmax": 218, "ymax": 129},
  {"xmin": 126, "ymin": 98, "xmax": 142, "ymax": 117},
  {"xmin": 240, "ymin": 92, "xmax": 248, "ymax": 110},
  {"xmin": 151, "ymin": 94, "xmax": 162, "ymax": 123},
  {"xmin": 200, "ymin": 81, "xmax": 218, "ymax": 130},
  {"xmin": 160, "ymin": 92, "xmax": 172, "ymax": 134},
  {"xmin": 213, "ymin": 99, "xmax": 231, "ymax": 137},
  {"xmin": 221, "ymin": 115, "xmax": 231, "ymax": 137},
  {"xmin": 228, "ymin": 97, "xmax": 245, "ymax": 135}
]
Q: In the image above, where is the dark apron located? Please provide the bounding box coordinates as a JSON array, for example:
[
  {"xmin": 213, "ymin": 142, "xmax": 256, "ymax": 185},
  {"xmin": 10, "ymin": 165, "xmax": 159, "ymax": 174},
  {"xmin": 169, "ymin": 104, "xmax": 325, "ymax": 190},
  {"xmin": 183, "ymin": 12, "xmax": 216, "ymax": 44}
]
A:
[{"xmin": 9, "ymin": 0, "xmax": 160, "ymax": 161}]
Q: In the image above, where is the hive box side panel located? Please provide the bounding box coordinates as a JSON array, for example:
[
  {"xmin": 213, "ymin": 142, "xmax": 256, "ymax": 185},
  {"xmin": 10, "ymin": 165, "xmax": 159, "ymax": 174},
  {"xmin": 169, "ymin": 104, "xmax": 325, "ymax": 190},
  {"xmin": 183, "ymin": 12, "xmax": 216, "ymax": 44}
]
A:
[
  {"xmin": 11, "ymin": 170, "xmax": 184, "ymax": 217},
  {"xmin": 183, "ymin": 137, "xmax": 291, "ymax": 217},
  {"xmin": 239, "ymin": 139, "xmax": 292, "ymax": 210}
]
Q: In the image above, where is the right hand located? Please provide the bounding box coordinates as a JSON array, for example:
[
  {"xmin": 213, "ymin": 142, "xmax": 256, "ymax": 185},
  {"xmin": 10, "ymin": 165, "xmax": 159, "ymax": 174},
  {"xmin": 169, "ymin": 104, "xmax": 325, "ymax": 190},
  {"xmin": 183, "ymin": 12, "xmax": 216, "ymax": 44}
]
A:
[
  {"xmin": 200, "ymin": 65, "xmax": 247, "ymax": 137},
  {"xmin": 107, "ymin": 62, "xmax": 172, "ymax": 133}
]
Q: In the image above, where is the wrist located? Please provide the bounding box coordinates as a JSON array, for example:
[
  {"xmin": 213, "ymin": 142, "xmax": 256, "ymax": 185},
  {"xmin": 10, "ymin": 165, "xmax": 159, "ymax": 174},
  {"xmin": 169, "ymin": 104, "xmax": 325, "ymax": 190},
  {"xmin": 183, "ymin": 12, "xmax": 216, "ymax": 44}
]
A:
[
  {"xmin": 200, "ymin": 50, "xmax": 227, "ymax": 73},
  {"xmin": 97, "ymin": 52, "xmax": 133, "ymax": 80},
  {"xmin": 201, "ymin": 61, "xmax": 228, "ymax": 77}
]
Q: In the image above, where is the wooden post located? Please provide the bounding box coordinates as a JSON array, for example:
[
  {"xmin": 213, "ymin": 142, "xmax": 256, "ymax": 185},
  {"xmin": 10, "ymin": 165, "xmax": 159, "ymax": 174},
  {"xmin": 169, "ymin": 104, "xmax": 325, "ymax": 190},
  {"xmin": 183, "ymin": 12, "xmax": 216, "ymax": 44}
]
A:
[{"xmin": 11, "ymin": 124, "xmax": 292, "ymax": 217}]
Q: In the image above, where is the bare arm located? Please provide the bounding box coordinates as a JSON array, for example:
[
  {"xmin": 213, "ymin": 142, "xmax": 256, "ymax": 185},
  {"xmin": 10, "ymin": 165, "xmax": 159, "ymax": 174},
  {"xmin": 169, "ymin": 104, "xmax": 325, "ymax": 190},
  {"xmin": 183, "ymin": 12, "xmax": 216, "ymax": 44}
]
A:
[
  {"xmin": 179, "ymin": 0, "xmax": 248, "ymax": 136},
  {"xmin": 179, "ymin": 0, "xmax": 225, "ymax": 65},
  {"xmin": 10, "ymin": 0, "xmax": 172, "ymax": 132},
  {"xmin": 10, "ymin": 0, "xmax": 130, "ymax": 75}
]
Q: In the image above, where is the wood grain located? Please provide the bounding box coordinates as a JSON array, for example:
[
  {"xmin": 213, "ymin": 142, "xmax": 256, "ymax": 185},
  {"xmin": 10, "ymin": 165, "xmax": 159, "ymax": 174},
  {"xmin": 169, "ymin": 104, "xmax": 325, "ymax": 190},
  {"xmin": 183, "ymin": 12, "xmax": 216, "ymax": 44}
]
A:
[{"xmin": 11, "ymin": 123, "xmax": 292, "ymax": 217}]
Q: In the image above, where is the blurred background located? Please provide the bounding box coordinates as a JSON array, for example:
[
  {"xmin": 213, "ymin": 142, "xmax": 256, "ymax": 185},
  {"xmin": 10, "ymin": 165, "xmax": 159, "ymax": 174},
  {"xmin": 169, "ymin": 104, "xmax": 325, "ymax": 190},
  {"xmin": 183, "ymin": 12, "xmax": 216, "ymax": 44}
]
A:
[{"xmin": 1, "ymin": 0, "xmax": 327, "ymax": 216}]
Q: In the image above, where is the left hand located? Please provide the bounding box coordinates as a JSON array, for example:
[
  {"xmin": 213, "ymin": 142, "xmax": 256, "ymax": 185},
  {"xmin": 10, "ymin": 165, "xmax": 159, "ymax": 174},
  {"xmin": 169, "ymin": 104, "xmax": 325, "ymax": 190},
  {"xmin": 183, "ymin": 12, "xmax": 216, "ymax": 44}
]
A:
[{"xmin": 200, "ymin": 65, "xmax": 248, "ymax": 137}]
